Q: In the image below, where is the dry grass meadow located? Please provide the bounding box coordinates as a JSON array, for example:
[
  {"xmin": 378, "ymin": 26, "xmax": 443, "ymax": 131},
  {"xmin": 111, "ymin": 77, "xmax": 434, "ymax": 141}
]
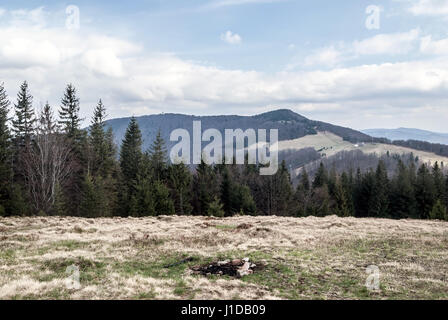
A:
[{"xmin": 0, "ymin": 215, "xmax": 447, "ymax": 300}]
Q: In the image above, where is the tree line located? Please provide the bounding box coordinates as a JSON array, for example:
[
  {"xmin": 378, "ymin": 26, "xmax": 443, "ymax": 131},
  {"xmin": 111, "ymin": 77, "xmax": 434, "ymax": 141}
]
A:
[{"xmin": 0, "ymin": 81, "xmax": 447, "ymax": 220}]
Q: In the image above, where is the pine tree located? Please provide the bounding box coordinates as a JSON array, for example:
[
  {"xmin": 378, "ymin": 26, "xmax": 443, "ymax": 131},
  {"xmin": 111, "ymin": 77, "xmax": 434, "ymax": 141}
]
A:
[
  {"xmin": 355, "ymin": 169, "xmax": 375, "ymax": 217},
  {"xmin": 415, "ymin": 164, "xmax": 436, "ymax": 219},
  {"xmin": 0, "ymin": 83, "xmax": 12, "ymax": 214},
  {"xmin": 118, "ymin": 117, "xmax": 143, "ymax": 216},
  {"xmin": 129, "ymin": 171, "xmax": 155, "ymax": 217},
  {"xmin": 12, "ymin": 81, "xmax": 35, "ymax": 147},
  {"xmin": 327, "ymin": 166, "xmax": 337, "ymax": 197},
  {"xmin": 89, "ymin": 100, "xmax": 116, "ymax": 177},
  {"xmin": 309, "ymin": 184, "xmax": 332, "ymax": 217},
  {"xmin": 333, "ymin": 177, "xmax": 350, "ymax": 217},
  {"xmin": 340, "ymin": 171, "xmax": 355, "ymax": 216},
  {"xmin": 79, "ymin": 174, "xmax": 110, "ymax": 218},
  {"xmin": 220, "ymin": 166, "xmax": 256, "ymax": 216},
  {"xmin": 220, "ymin": 167, "xmax": 233, "ymax": 215},
  {"xmin": 369, "ymin": 160, "xmax": 389, "ymax": 217},
  {"xmin": 59, "ymin": 84, "xmax": 82, "ymax": 142},
  {"xmin": 429, "ymin": 199, "xmax": 447, "ymax": 221},
  {"xmin": 152, "ymin": 180, "xmax": 175, "ymax": 215},
  {"xmin": 300, "ymin": 169, "xmax": 310, "ymax": 192},
  {"xmin": 168, "ymin": 162, "xmax": 192, "ymax": 215},
  {"xmin": 313, "ymin": 163, "xmax": 328, "ymax": 189},
  {"xmin": 265, "ymin": 160, "xmax": 294, "ymax": 215},
  {"xmin": 389, "ymin": 160, "xmax": 416, "ymax": 218},
  {"xmin": 432, "ymin": 162, "xmax": 445, "ymax": 201},
  {"xmin": 149, "ymin": 130, "xmax": 168, "ymax": 181},
  {"xmin": 207, "ymin": 196, "xmax": 225, "ymax": 217},
  {"xmin": 192, "ymin": 159, "xmax": 219, "ymax": 215},
  {"xmin": 120, "ymin": 117, "xmax": 143, "ymax": 184}
]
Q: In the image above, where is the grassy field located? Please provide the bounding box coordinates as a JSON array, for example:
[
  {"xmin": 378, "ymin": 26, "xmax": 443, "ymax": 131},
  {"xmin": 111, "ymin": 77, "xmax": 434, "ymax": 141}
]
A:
[
  {"xmin": 278, "ymin": 131, "xmax": 448, "ymax": 165},
  {"xmin": 0, "ymin": 215, "xmax": 447, "ymax": 300}
]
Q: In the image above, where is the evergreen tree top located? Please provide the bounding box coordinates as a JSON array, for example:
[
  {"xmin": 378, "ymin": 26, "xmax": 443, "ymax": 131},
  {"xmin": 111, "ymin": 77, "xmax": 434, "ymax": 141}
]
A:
[
  {"xmin": 12, "ymin": 81, "xmax": 36, "ymax": 141},
  {"xmin": 0, "ymin": 83, "xmax": 10, "ymax": 123},
  {"xmin": 91, "ymin": 99, "xmax": 107, "ymax": 127},
  {"xmin": 149, "ymin": 129, "xmax": 167, "ymax": 162},
  {"xmin": 59, "ymin": 83, "xmax": 82, "ymax": 137}
]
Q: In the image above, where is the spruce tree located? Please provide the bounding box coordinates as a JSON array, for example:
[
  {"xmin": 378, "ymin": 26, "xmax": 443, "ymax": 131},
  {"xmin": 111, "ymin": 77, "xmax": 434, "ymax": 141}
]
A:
[
  {"xmin": 356, "ymin": 170, "xmax": 375, "ymax": 217},
  {"xmin": 59, "ymin": 84, "xmax": 82, "ymax": 142},
  {"xmin": 432, "ymin": 162, "xmax": 445, "ymax": 201},
  {"xmin": 300, "ymin": 169, "xmax": 310, "ymax": 192},
  {"xmin": 120, "ymin": 117, "xmax": 143, "ymax": 183},
  {"xmin": 313, "ymin": 163, "xmax": 328, "ymax": 189},
  {"xmin": 369, "ymin": 160, "xmax": 389, "ymax": 217},
  {"xmin": 340, "ymin": 171, "xmax": 355, "ymax": 216},
  {"xmin": 207, "ymin": 196, "xmax": 225, "ymax": 217},
  {"xmin": 118, "ymin": 117, "xmax": 143, "ymax": 216},
  {"xmin": 333, "ymin": 178, "xmax": 350, "ymax": 217},
  {"xmin": 152, "ymin": 180, "xmax": 175, "ymax": 215},
  {"xmin": 430, "ymin": 199, "xmax": 447, "ymax": 221},
  {"xmin": 294, "ymin": 171, "xmax": 312, "ymax": 217},
  {"xmin": 129, "ymin": 170, "xmax": 155, "ymax": 217},
  {"xmin": 12, "ymin": 81, "xmax": 35, "ymax": 147},
  {"xmin": 149, "ymin": 129, "xmax": 168, "ymax": 181},
  {"xmin": 192, "ymin": 159, "xmax": 219, "ymax": 215},
  {"xmin": 415, "ymin": 164, "xmax": 436, "ymax": 219},
  {"xmin": 79, "ymin": 174, "xmax": 109, "ymax": 218},
  {"xmin": 89, "ymin": 100, "xmax": 116, "ymax": 177},
  {"xmin": 0, "ymin": 83, "xmax": 12, "ymax": 214},
  {"xmin": 389, "ymin": 160, "xmax": 416, "ymax": 218},
  {"xmin": 168, "ymin": 162, "xmax": 192, "ymax": 215}
]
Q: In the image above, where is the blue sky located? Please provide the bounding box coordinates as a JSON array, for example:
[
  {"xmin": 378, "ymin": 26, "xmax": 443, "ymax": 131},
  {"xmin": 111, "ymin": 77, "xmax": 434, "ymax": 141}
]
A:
[{"xmin": 0, "ymin": 0, "xmax": 448, "ymax": 131}]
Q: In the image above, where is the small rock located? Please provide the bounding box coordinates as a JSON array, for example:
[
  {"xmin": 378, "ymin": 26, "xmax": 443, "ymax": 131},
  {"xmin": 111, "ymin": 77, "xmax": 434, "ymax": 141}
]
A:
[
  {"xmin": 250, "ymin": 263, "xmax": 257, "ymax": 268},
  {"xmin": 231, "ymin": 259, "xmax": 242, "ymax": 266},
  {"xmin": 242, "ymin": 257, "xmax": 250, "ymax": 263},
  {"xmin": 217, "ymin": 260, "xmax": 230, "ymax": 266}
]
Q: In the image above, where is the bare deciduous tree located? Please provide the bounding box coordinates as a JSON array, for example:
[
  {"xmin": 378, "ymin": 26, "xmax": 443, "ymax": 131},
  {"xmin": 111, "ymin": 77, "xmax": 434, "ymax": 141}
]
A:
[{"xmin": 23, "ymin": 103, "xmax": 74, "ymax": 214}]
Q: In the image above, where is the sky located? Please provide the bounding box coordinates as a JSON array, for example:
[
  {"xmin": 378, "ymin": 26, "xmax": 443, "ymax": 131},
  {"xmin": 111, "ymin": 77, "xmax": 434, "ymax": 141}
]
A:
[{"xmin": 0, "ymin": 0, "xmax": 448, "ymax": 131}]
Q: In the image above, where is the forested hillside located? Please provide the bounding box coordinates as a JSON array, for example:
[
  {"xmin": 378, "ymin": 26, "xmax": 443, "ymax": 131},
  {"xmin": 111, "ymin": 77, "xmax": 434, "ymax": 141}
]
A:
[
  {"xmin": 0, "ymin": 82, "xmax": 447, "ymax": 220},
  {"xmin": 105, "ymin": 109, "xmax": 372, "ymax": 151}
]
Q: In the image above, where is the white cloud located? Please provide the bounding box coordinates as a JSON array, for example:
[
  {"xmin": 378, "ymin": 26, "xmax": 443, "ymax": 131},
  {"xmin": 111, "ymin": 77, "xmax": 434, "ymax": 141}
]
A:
[
  {"xmin": 293, "ymin": 29, "xmax": 421, "ymax": 70},
  {"xmin": 204, "ymin": 0, "xmax": 285, "ymax": 9},
  {"xmin": 1, "ymin": 8, "xmax": 448, "ymax": 131},
  {"xmin": 0, "ymin": 8, "xmax": 6, "ymax": 17},
  {"xmin": 9, "ymin": 7, "xmax": 48, "ymax": 27},
  {"xmin": 420, "ymin": 35, "xmax": 448, "ymax": 54},
  {"xmin": 407, "ymin": 0, "xmax": 448, "ymax": 16},
  {"xmin": 220, "ymin": 31, "xmax": 242, "ymax": 45},
  {"xmin": 302, "ymin": 46, "xmax": 344, "ymax": 68},
  {"xmin": 353, "ymin": 29, "xmax": 420, "ymax": 55}
]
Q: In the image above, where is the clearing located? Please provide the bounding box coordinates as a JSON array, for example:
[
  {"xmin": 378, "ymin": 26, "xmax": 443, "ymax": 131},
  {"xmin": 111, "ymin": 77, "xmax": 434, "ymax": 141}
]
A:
[
  {"xmin": 0, "ymin": 215, "xmax": 447, "ymax": 300},
  {"xmin": 278, "ymin": 131, "xmax": 448, "ymax": 164}
]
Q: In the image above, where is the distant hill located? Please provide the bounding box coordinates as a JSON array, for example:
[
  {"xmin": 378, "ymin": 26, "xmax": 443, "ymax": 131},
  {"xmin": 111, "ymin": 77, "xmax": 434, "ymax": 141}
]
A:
[
  {"xmin": 105, "ymin": 109, "xmax": 372, "ymax": 151},
  {"xmin": 362, "ymin": 128, "xmax": 448, "ymax": 145}
]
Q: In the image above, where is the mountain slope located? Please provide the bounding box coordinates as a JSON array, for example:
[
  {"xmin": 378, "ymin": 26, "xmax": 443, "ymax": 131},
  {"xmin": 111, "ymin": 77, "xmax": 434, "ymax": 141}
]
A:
[
  {"xmin": 105, "ymin": 109, "xmax": 372, "ymax": 151},
  {"xmin": 362, "ymin": 128, "xmax": 448, "ymax": 145}
]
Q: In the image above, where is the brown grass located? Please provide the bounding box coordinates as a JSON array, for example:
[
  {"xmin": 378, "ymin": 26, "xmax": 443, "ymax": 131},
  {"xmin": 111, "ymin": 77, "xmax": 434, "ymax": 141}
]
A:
[{"xmin": 0, "ymin": 215, "xmax": 447, "ymax": 300}]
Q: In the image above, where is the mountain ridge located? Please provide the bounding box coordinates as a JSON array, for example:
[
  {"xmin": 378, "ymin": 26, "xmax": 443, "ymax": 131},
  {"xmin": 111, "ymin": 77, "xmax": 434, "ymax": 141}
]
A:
[
  {"xmin": 362, "ymin": 128, "xmax": 448, "ymax": 145},
  {"xmin": 105, "ymin": 109, "xmax": 372, "ymax": 151}
]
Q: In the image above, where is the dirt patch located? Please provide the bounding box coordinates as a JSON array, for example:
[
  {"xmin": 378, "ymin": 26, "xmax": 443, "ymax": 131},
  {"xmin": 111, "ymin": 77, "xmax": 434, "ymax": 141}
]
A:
[{"xmin": 191, "ymin": 258, "xmax": 264, "ymax": 278}]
